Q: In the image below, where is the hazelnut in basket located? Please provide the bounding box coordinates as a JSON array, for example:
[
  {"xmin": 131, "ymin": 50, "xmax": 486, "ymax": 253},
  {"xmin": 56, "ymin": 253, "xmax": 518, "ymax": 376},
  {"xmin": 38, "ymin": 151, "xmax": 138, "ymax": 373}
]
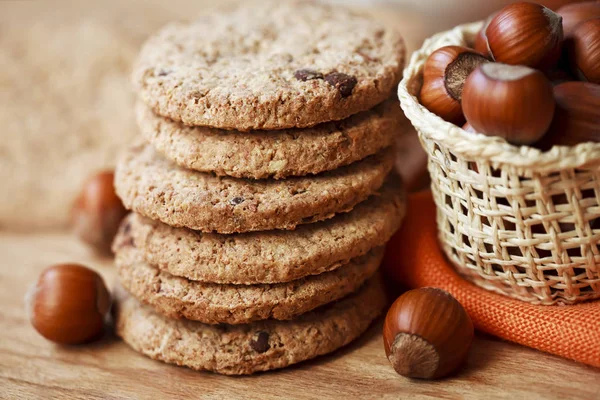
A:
[
  {"xmin": 398, "ymin": 2, "xmax": 600, "ymax": 305},
  {"xmin": 558, "ymin": 1, "xmax": 600, "ymax": 38},
  {"xmin": 536, "ymin": 81, "xmax": 600, "ymax": 149},
  {"xmin": 566, "ymin": 18, "xmax": 600, "ymax": 84},
  {"xmin": 462, "ymin": 63, "xmax": 555, "ymax": 145},
  {"xmin": 419, "ymin": 46, "xmax": 488, "ymax": 125},
  {"xmin": 483, "ymin": 2, "xmax": 563, "ymax": 71},
  {"xmin": 418, "ymin": 1, "xmax": 600, "ymax": 149}
]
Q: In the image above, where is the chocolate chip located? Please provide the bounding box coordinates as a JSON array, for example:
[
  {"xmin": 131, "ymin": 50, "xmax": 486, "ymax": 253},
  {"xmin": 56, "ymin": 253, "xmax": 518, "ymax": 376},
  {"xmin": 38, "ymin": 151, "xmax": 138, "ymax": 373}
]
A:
[
  {"xmin": 249, "ymin": 331, "xmax": 270, "ymax": 353},
  {"xmin": 324, "ymin": 72, "xmax": 357, "ymax": 97},
  {"xmin": 229, "ymin": 196, "xmax": 245, "ymax": 206},
  {"xmin": 294, "ymin": 69, "xmax": 324, "ymax": 81},
  {"xmin": 157, "ymin": 69, "xmax": 170, "ymax": 77}
]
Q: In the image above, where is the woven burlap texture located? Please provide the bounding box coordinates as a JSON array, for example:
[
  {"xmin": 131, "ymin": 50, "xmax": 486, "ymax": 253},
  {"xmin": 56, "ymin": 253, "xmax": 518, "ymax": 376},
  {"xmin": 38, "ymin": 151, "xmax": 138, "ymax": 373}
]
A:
[
  {"xmin": 398, "ymin": 22, "xmax": 600, "ymax": 305},
  {"xmin": 384, "ymin": 191, "xmax": 600, "ymax": 368}
]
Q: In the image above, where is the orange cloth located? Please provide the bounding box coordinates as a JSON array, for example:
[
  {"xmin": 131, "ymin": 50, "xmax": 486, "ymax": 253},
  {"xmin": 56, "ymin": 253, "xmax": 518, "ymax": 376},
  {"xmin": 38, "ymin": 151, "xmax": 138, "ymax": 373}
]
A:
[{"xmin": 383, "ymin": 191, "xmax": 600, "ymax": 368}]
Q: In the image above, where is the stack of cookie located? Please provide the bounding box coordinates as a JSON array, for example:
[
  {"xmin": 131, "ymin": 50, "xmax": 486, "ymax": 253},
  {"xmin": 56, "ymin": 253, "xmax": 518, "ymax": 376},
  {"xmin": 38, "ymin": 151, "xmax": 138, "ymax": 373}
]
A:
[{"xmin": 112, "ymin": 1, "xmax": 407, "ymax": 375}]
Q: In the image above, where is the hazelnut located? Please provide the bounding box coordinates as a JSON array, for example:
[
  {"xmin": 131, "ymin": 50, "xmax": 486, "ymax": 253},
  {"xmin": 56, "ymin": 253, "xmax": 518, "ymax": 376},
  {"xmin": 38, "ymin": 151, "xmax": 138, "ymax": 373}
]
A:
[
  {"xmin": 27, "ymin": 264, "xmax": 111, "ymax": 345},
  {"xmin": 485, "ymin": 2, "xmax": 563, "ymax": 70},
  {"xmin": 557, "ymin": 1, "xmax": 600, "ymax": 38},
  {"xmin": 462, "ymin": 63, "xmax": 555, "ymax": 145},
  {"xmin": 383, "ymin": 288, "xmax": 474, "ymax": 379},
  {"xmin": 566, "ymin": 18, "xmax": 600, "ymax": 84},
  {"xmin": 420, "ymin": 46, "xmax": 488, "ymax": 125},
  {"xmin": 545, "ymin": 66, "xmax": 576, "ymax": 86},
  {"xmin": 71, "ymin": 170, "xmax": 127, "ymax": 254},
  {"xmin": 473, "ymin": 13, "xmax": 495, "ymax": 56},
  {"xmin": 536, "ymin": 81, "xmax": 600, "ymax": 149}
]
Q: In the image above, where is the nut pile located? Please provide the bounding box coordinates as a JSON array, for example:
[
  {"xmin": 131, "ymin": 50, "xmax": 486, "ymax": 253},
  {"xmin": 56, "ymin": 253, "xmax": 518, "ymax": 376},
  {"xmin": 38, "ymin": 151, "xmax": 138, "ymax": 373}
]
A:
[{"xmin": 420, "ymin": 1, "xmax": 600, "ymax": 147}]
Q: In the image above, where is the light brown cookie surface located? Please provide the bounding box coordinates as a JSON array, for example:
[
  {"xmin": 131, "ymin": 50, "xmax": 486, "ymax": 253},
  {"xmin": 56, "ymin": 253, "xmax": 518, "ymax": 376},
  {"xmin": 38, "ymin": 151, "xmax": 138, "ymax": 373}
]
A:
[
  {"xmin": 117, "ymin": 175, "xmax": 405, "ymax": 284},
  {"xmin": 114, "ymin": 273, "xmax": 386, "ymax": 375},
  {"xmin": 136, "ymin": 98, "xmax": 402, "ymax": 179},
  {"xmin": 115, "ymin": 242, "xmax": 383, "ymax": 325},
  {"xmin": 132, "ymin": 1, "xmax": 405, "ymax": 130},
  {"xmin": 114, "ymin": 142, "xmax": 394, "ymax": 233}
]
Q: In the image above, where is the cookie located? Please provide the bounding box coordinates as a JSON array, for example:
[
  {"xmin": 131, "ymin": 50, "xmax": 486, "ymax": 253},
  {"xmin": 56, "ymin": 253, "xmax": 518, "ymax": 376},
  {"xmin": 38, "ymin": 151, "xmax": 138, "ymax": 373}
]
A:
[
  {"xmin": 132, "ymin": 1, "xmax": 405, "ymax": 131},
  {"xmin": 114, "ymin": 142, "xmax": 394, "ymax": 233},
  {"xmin": 115, "ymin": 239, "xmax": 383, "ymax": 324},
  {"xmin": 136, "ymin": 98, "xmax": 403, "ymax": 179},
  {"xmin": 114, "ymin": 273, "xmax": 386, "ymax": 375},
  {"xmin": 117, "ymin": 174, "xmax": 405, "ymax": 284}
]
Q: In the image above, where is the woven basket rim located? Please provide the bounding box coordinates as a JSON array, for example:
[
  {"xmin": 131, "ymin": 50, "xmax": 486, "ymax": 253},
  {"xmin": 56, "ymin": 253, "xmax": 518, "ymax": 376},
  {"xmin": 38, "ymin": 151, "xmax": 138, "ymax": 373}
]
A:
[{"xmin": 397, "ymin": 21, "xmax": 600, "ymax": 173}]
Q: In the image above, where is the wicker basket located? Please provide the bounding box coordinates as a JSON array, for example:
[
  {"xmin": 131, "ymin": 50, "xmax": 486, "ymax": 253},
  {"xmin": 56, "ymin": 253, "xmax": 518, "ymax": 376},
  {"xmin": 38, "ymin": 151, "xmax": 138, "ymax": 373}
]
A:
[{"xmin": 398, "ymin": 21, "xmax": 600, "ymax": 305}]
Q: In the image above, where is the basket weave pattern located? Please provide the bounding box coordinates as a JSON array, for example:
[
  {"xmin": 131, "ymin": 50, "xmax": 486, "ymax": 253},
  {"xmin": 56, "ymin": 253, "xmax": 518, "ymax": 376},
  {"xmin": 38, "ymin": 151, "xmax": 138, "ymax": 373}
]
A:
[{"xmin": 398, "ymin": 22, "xmax": 600, "ymax": 305}]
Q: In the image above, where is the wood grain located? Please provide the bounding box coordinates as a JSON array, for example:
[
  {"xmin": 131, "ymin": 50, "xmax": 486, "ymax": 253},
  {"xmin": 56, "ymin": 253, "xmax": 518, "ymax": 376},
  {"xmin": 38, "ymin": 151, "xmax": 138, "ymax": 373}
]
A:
[{"xmin": 1, "ymin": 232, "xmax": 598, "ymax": 399}]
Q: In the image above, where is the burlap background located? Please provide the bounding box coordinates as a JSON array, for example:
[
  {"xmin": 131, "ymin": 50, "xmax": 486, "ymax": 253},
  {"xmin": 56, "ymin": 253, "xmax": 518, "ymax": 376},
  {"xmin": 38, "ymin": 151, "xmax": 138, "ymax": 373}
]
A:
[
  {"xmin": 0, "ymin": 0, "xmax": 433, "ymax": 231},
  {"xmin": 2, "ymin": 0, "xmax": 573, "ymax": 231}
]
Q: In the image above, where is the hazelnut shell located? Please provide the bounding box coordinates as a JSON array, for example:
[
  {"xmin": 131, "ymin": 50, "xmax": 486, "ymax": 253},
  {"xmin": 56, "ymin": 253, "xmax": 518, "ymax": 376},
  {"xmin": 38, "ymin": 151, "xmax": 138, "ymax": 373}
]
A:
[
  {"xmin": 557, "ymin": 1, "xmax": 600, "ymax": 38},
  {"xmin": 536, "ymin": 81, "xmax": 600, "ymax": 149},
  {"xmin": 486, "ymin": 2, "xmax": 563, "ymax": 70},
  {"xmin": 420, "ymin": 46, "xmax": 488, "ymax": 125},
  {"xmin": 567, "ymin": 18, "xmax": 600, "ymax": 84},
  {"xmin": 28, "ymin": 264, "xmax": 111, "ymax": 345},
  {"xmin": 383, "ymin": 287, "xmax": 474, "ymax": 379},
  {"xmin": 462, "ymin": 63, "xmax": 555, "ymax": 145},
  {"xmin": 71, "ymin": 170, "xmax": 127, "ymax": 254}
]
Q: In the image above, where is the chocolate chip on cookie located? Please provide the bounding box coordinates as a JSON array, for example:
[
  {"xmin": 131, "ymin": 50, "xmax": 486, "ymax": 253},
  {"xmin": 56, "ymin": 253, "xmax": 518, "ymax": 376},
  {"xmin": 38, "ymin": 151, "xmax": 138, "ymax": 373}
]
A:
[
  {"xmin": 294, "ymin": 69, "xmax": 324, "ymax": 81},
  {"xmin": 324, "ymin": 72, "xmax": 358, "ymax": 97},
  {"xmin": 249, "ymin": 332, "xmax": 270, "ymax": 353},
  {"xmin": 229, "ymin": 196, "xmax": 245, "ymax": 206}
]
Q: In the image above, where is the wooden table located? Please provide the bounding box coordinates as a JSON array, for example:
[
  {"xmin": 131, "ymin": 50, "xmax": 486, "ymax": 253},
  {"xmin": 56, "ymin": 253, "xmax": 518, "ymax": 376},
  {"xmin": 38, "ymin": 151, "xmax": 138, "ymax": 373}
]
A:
[{"xmin": 1, "ymin": 232, "xmax": 598, "ymax": 399}]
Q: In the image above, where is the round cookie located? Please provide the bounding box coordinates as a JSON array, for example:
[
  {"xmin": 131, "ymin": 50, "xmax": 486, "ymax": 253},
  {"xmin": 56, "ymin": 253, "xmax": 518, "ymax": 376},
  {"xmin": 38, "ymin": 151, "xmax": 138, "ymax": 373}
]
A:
[
  {"xmin": 136, "ymin": 98, "xmax": 403, "ymax": 179},
  {"xmin": 115, "ymin": 240, "xmax": 383, "ymax": 325},
  {"xmin": 114, "ymin": 274, "xmax": 386, "ymax": 375},
  {"xmin": 117, "ymin": 174, "xmax": 405, "ymax": 284},
  {"xmin": 114, "ymin": 142, "xmax": 394, "ymax": 233},
  {"xmin": 132, "ymin": 1, "xmax": 405, "ymax": 131}
]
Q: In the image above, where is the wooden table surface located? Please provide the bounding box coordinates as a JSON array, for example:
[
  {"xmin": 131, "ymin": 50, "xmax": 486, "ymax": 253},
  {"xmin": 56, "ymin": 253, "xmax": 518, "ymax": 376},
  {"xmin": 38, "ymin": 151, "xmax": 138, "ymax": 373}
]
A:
[{"xmin": 1, "ymin": 232, "xmax": 599, "ymax": 400}]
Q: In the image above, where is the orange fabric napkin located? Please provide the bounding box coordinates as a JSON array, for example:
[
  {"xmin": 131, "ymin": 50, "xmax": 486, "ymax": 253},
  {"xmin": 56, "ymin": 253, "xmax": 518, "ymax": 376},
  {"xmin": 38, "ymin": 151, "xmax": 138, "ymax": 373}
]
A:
[{"xmin": 383, "ymin": 191, "xmax": 600, "ymax": 368}]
